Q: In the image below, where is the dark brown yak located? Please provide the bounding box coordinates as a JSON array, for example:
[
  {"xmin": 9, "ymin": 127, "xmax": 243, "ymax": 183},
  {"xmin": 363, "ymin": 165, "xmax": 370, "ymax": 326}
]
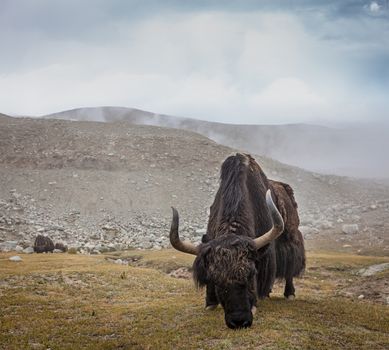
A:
[
  {"xmin": 33, "ymin": 235, "xmax": 55, "ymax": 253},
  {"xmin": 169, "ymin": 153, "xmax": 305, "ymax": 329}
]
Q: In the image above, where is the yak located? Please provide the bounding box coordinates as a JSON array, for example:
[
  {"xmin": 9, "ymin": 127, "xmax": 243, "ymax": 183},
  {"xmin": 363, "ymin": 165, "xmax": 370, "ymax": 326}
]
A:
[
  {"xmin": 33, "ymin": 235, "xmax": 55, "ymax": 253},
  {"xmin": 169, "ymin": 153, "xmax": 305, "ymax": 329}
]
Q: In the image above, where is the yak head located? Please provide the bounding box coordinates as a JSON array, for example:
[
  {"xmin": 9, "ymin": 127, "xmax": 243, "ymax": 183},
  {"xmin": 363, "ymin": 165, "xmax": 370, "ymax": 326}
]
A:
[
  {"xmin": 169, "ymin": 190, "xmax": 284, "ymax": 329},
  {"xmin": 194, "ymin": 234, "xmax": 258, "ymax": 328}
]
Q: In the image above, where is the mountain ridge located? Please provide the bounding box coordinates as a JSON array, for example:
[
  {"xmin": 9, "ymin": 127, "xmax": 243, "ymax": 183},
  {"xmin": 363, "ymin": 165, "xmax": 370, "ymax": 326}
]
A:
[{"xmin": 41, "ymin": 106, "xmax": 389, "ymax": 178}]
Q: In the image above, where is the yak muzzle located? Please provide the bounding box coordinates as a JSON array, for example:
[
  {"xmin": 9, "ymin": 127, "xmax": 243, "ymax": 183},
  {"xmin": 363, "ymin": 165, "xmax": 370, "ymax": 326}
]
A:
[{"xmin": 225, "ymin": 312, "xmax": 253, "ymax": 329}]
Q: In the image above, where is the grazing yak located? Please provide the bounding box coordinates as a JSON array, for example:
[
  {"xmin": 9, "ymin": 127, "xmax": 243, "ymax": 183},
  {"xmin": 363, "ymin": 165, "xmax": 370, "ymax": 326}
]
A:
[
  {"xmin": 33, "ymin": 235, "xmax": 55, "ymax": 253},
  {"xmin": 169, "ymin": 153, "xmax": 305, "ymax": 329}
]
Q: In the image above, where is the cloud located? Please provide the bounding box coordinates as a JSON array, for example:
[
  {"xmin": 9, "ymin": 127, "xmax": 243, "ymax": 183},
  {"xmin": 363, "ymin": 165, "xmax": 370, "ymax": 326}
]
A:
[
  {"xmin": 251, "ymin": 78, "xmax": 326, "ymax": 112},
  {"xmin": 0, "ymin": 2, "xmax": 388, "ymax": 124},
  {"xmin": 370, "ymin": 2, "xmax": 381, "ymax": 13}
]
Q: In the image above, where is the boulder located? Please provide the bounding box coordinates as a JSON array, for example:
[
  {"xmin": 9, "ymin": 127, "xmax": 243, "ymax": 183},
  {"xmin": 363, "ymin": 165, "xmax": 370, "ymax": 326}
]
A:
[
  {"xmin": 23, "ymin": 246, "xmax": 34, "ymax": 254},
  {"xmin": 342, "ymin": 224, "xmax": 359, "ymax": 235},
  {"xmin": 358, "ymin": 263, "xmax": 389, "ymax": 277},
  {"xmin": 0, "ymin": 241, "xmax": 18, "ymax": 252},
  {"xmin": 34, "ymin": 235, "xmax": 55, "ymax": 253},
  {"xmin": 9, "ymin": 255, "xmax": 22, "ymax": 262},
  {"xmin": 54, "ymin": 242, "xmax": 68, "ymax": 252}
]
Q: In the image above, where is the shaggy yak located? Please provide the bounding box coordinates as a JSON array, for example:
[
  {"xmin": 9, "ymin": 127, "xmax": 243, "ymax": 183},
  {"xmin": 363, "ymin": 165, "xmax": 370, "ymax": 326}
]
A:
[
  {"xmin": 169, "ymin": 153, "xmax": 305, "ymax": 329},
  {"xmin": 33, "ymin": 235, "xmax": 55, "ymax": 253}
]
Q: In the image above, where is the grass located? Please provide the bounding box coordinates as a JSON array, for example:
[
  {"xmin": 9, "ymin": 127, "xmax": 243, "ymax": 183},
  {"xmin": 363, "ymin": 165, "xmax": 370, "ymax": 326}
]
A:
[{"xmin": 0, "ymin": 251, "xmax": 388, "ymax": 350}]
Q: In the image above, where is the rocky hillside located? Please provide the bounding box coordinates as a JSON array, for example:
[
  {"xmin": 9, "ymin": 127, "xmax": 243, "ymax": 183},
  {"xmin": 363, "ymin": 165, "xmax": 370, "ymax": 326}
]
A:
[
  {"xmin": 44, "ymin": 106, "xmax": 389, "ymax": 178},
  {"xmin": 0, "ymin": 115, "xmax": 388, "ymax": 255}
]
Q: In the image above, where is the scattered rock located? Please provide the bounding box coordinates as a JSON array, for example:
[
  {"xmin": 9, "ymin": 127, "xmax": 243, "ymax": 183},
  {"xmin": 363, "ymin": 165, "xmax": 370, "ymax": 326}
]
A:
[
  {"xmin": 342, "ymin": 224, "xmax": 359, "ymax": 235},
  {"xmin": 23, "ymin": 246, "xmax": 34, "ymax": 254},
  {"xmin": 358, "ymin": 263, "xmax": 389, "ymax": 277},
  {"xmin": 67, "ymin": 247, "xmax": 78, "ymax": 254},
  {"xmin": 318, "ymin": 221, "xmax": 333, "ymax": 230},
  {"xmin": 300, "ymin": 226, "xmax": 320, "ymax": 236},
  {"xmin": 15, "ymin": 245, "xmax": 24, "ymax": 252},
  {"xmin": 0, "ymin": 241, "xmax": 18, "ymax": 252},
  {"xmin": 9, "ymin": 255, "xmax": 22, "ymax": 262},
  {"xmin": 113, "ymin": 258, "xmax": 128, "ymax": 265},
  {"xmin": 169, "ymin": 267, "xmax": 192, "ymax": 279},
  {"xmin": 54, "ymin": 242, "xmax": 68, "ymax": 252},
  {"xmin": 195, "ymin": 228, "xmax": 206, "ymax": 235}
]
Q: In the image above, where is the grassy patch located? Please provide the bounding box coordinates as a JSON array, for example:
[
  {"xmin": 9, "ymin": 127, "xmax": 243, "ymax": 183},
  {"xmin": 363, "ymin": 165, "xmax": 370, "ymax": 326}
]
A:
[{"xmin": 0, "ymin": 251, "xmax": 388, "ymax": 350}]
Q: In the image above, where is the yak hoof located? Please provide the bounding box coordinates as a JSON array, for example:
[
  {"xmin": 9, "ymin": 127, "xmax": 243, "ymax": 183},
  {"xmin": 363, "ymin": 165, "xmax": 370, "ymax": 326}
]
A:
[
  {"xmin": 251, "ymin": 306, "xmax": 257, "ymax": 315},
  {"xmin": 286, "ymin": 295, "xmax": 295, "ymax": 301},
  {"xmin": 205, "ymin": 305, "xmax": 218, "ymax": 311}
]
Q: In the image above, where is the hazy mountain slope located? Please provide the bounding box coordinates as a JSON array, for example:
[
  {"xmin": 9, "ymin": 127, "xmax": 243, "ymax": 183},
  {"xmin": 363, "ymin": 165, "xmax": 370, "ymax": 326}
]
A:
[
  {"xmin": 0, "ymin": 112, "xmax": 12, "ymax": 119},
  {"xmin": 0, "ymin": 115, "xmax": 388, "ymax": 255},
  {"xmin": 44, "ymin": 106, "xmax": 389, "ymax": 178}
]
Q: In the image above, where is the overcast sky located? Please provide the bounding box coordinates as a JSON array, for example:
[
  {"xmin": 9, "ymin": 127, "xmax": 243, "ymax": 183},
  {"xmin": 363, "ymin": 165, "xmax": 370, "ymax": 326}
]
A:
[{"xmin": 0, "ymin": 0, "xmax": 388, "ymax": 124}]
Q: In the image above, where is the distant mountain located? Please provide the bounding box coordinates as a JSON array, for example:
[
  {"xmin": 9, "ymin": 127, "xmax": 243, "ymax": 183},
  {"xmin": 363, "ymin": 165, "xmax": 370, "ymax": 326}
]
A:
[
  {"xmin": 0, "ymin": 112, "xmax": 12, "ymax": 119},
  {"xmin": 44, "ymin": 106, "xmax": 389, "ymax": 178}
]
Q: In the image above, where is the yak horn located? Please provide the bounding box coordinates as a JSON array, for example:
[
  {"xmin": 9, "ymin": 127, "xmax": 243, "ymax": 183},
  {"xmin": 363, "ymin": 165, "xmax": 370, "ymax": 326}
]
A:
[
  {"xmin": 253, "ymin": 190, "xmax": 284, "ymax": 249},
  {"xmin": 170, "ymin": 207, "xmax": 199, "ymax": 255}
]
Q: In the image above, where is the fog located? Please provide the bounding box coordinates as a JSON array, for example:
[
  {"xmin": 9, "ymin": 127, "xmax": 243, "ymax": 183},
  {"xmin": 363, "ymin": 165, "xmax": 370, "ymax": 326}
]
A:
[{"xmin": 44, "ymin": 106, "xmax": 389, "ymax": 179}]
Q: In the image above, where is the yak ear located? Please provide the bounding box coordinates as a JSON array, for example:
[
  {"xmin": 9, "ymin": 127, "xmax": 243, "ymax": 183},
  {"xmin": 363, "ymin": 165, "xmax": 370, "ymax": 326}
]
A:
[{"xmin": 193, "ymin": 245, "xmax": 211, "ymax": 288}]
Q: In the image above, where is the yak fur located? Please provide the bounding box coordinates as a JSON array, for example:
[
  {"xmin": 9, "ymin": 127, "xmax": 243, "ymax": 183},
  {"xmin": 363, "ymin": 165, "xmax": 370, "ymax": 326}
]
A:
[{"xmin": 192, "ymin": 153, "xmax": 305, "ymax": 328}]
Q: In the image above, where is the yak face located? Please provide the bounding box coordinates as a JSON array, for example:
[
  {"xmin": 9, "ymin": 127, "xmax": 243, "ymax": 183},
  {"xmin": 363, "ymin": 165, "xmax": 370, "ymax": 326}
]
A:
[{"xmin": 193, "ymin": 234, "xmax": 257, "ymax": 329}]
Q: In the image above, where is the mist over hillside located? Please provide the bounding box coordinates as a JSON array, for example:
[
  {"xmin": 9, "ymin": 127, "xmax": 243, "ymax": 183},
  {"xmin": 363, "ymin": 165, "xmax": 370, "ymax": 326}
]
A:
[{"xmin": 43, "ymin": 107, "xmax": 389, "ymax": 179}]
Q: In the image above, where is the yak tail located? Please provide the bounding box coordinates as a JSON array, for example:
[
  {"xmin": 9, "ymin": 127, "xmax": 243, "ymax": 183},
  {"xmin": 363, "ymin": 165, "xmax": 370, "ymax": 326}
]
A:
[{"xmin": 275, "ymin": 236, "xmax": 305, "ymax": 279}]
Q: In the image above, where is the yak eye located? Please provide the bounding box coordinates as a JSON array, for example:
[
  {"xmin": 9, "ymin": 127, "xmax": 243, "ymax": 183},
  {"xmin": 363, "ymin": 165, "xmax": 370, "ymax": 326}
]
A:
[{"xmin": 218, "ymin": 288, "xmax": 228, "ymax": 296}]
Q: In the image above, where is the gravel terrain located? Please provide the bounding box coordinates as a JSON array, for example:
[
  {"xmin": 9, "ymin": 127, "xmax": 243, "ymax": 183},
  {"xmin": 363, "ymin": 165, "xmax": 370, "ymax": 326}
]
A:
[{"xmin": 1, "ymin": 114, "xmax": 388, "ymax": 255}]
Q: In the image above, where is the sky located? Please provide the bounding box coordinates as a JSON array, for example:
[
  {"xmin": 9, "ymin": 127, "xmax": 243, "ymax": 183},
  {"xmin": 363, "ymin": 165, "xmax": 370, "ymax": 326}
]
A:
[{"xmin": 0, "ymin": 0, "xmax": 388, "ymax": 124}]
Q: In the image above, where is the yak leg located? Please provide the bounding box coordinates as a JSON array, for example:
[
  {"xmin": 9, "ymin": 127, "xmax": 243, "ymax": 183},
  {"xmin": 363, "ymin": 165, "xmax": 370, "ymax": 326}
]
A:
[
  {"xmin": 275, "ymin": 232, "xmax": 305, "ymax": 300},
  {"xmin": 205, "ymin": 283, "xmax": 218, "ymax": 310},
  {"xmin": 284, "ymin": 277, "xmax": 295, "ymax": 300}
]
